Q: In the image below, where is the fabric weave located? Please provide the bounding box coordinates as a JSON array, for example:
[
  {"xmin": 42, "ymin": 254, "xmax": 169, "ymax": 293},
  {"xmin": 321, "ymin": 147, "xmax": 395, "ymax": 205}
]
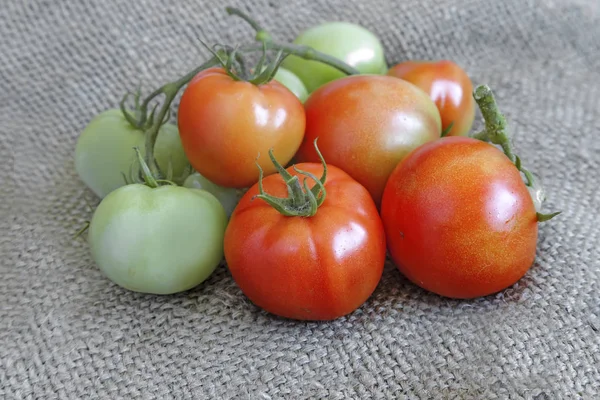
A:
[{"xmin": 1, "ymin": 0, "xmax": 599, "ymax": 398}]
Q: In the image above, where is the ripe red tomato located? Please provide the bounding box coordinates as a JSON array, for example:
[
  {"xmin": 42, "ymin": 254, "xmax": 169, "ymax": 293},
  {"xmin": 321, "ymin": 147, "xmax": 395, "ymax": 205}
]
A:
[
  {"xmin": 381, "ymin": 137, "xmax": 538, "ymax": 299},
  {"xmin": 178, "ymin": 67, "xmax": 305, "ymax": 188},
  {"xmin": 387, "ymin": 60, "xmax": 475, "ymax": 137},
  {"xmin": 294, "ymin": 75, "xmax": 441, "ymax": 206},
  {"xmin": 224, "ymin": 161, "xmax": 386, "ymax": 320}
]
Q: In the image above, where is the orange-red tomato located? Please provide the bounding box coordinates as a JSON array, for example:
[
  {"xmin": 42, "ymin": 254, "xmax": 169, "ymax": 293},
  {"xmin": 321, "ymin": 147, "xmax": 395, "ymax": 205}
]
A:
[
  {"xmin": 295, "ymin": 75, "xmax": 441, "ymax": 206},
  {"xmin": 224, "ymin": 163, "xmax": 386, "ymax": 321},
  {"xmin": 387, "ymin": 60, "xmax": 475, "ymax": 137},
  {"xmin": 381, "ymin": 137, "xmax": 538, "ymax": 299},
  {"xmin": 178, "ymin": 67, "xmax": 305, "ymax": 188}
]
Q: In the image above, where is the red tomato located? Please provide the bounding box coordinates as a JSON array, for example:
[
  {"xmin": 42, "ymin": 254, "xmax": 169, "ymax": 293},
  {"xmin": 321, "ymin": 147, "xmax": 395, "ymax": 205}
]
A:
[
  {"xmin": 224, "ymin": 162, "xmax": 386, "ymax": 321},
  {"xmin": 178, "ymin": 67, "xmax": 305, "ymax": 188},
  {"xmin": 295, "ymin": 75, "xmax": 441, "ymax": 206},
  {"xmin": 381, "ymin": 137, "xmax": 538, "ymax": 299},
  {"xmin": 388, "ymin": 60, "xmax": 475, "ymax": 137}
]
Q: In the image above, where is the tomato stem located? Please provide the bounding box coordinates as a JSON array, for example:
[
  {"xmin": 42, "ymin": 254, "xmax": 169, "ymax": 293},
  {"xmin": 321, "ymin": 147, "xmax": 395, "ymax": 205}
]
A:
[
  {"xmin": 255, "ymin": 139, "xmax": 327, "ymax": 217},
  {"xmin": 225, "ymin": 7, "xmax": 272, "ymax": 42},
  {"xmin": 73, "ymin": 221, "xmax": 90, "ymax": 239},
  {"xmin": 122, "ymin": 6, "xmax": 362, "ymax": 178},
  {"xmin": 134, "ymin": 57, "xmax": 218, "ymax": 177},
  {"xmin": 226, "ymin": 6, "xmax": 361, "ymax": 78},
  {"xmin": 134, "ymin": 147, "xmax": 159, "ymax": 188},
  {"xmin": 472, "ymin": 84, "xmax": 560, "ymax": 222}
]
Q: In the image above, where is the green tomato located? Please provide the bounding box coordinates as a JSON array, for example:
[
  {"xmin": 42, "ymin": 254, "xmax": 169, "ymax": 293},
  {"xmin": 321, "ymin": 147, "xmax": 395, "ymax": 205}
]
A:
[
  {"xmin": 74, "ymin": 109, "xmax": 189, "ymax": 198},
  {"xmin": 183, "ymin": 172, "xmax": 242, "ymax": 218},
  {"xmin": 282, "ymin": 22, "xmax": 387, "ymax": 93},
  {"xmin": 273, "ymin": 67, "xmax": 309, "ymax": 102},
  {"xmin": 88, "ymin": 184, "xmax": 227, "ymax": 294}
]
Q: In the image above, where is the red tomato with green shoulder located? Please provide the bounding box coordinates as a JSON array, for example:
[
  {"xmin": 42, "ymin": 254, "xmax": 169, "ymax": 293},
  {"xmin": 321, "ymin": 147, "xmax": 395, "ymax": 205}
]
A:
[
  {"xmin": 387, "ymin": 60, "xmax": 475, "ymax": 137},
  {"xmin": 295, "ymin": 74, "xmax": 442, "ymax": 206},
  {"xmin": 224, "ymin": 143, "xmax": 386, "ymax": 320},
  {"xmin": 178, "ymin": 67, "xmax": 305, "ymax": 188},
  {"xmin": 381, "ymin": 136, "xmax": 538, "ymax": 299}
]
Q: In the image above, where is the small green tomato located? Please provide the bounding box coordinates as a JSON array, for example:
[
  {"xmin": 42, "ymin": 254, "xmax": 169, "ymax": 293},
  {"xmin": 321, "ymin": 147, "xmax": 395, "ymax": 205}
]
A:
[
  {"xmin": 74, "ymin": 109, "xmax": 189, "ymax": 198},
  {"xmin": 282, "ymin": 22, "xmax": 387, "ymax": 92},
  {"xmin": 273, "ymin": 67, "xmax": 309, "ymax": 102},
  {"xmin": 88, "ymin": 184, "xmax": 227, "ymax": 294},
  {"xmin": 183, "ymin": 172, "xmax": 242, "ymax": 218}
]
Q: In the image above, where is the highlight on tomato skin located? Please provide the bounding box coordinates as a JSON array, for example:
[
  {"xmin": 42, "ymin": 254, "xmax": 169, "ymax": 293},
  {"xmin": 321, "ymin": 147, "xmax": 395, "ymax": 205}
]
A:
[
  {"xmin": 380, "ymin": 136, "xmax": 539, "ymax": 299},
  {"xmin": 387, "ymin": 60, "xmax": 476, "ymax": 137},
  {"xmin": 223, "ymin": 145, "xmax": 387, "ymax": 321}
]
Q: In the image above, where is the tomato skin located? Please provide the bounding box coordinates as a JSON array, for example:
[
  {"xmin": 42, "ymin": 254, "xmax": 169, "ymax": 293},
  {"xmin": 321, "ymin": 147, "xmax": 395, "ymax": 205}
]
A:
[
  {"xmin": 273, "ymin": 67, "xmax": 309, "ymax": 102},
  {"xmin": 388, "ymin": 60, "xmax": 475, "ymax": 137},
  {"xmin": 381, "ymin": 137, "xmax": 538, "ymax": 299},
  {"xmin": 88, "ymin": 184, "xmax": 227, "ymax": 295},
  {"xmin": 183, "ymin": 172, "xmax": 242, "ymax": 218},
  {"xmin": 178, "ymin": 67, "xmax": 306, "ymax": 188},
  {"xmin": 224, "ymin": 163, "xmax": 386, "ymax": 320},
  {"xmin": 282, "ymin": 22, "xmax": 387, "ymax": 92},
  {"xmin": 295, "ymin": 75, "xmax": 441, "ymax": 206}
]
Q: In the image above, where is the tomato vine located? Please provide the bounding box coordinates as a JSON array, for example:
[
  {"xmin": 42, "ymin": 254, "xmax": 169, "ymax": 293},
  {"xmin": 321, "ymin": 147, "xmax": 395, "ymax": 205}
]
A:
[
  {"xmin": 118, "ymin": 7, "xmax": 359, "ymax": 182},
  {"xmin": 471, "ymin": 84, "xmax": 560, "ymax": 221}
]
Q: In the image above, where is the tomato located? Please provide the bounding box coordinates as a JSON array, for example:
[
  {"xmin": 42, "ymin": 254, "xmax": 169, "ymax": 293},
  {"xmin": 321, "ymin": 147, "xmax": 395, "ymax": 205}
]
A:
[
  {"xmin": 75, "ymin": 109, "xmax": 189, "ymax": 198},
  {"xmin": 224, "ymin": 151, "xmax": 386, "ymax": 320},
  {"xmin": 295, "ymin": 75, "xmax": 441, "ymax": 206},
  {"xmin": 387, "ymin": 60, "xmax": 475, "ymax": 137},
  {"xmin": 88, "ymin": 183, "xmax": 227, "ymax": 294},
  {"xmin": 178, "ymin": 67, "xmax": 305, "ymax": 188},
  {"xmin": 381, "ymin": 136, "xmax": 538, "ymax": 299},
  {"xmin": 153, "ymin": 123, "xmax": 190, "ymax": 182},
  {"xmin": 183, "ymin": 172, "xmax": 243, "ymax": 218},
  {"xmin": 273, "ymin": 67, "xmax": 309, "ymax": 102},
  {"xmin": 282, "ymin": 22, "xmax": 387, "ymax": 92}
]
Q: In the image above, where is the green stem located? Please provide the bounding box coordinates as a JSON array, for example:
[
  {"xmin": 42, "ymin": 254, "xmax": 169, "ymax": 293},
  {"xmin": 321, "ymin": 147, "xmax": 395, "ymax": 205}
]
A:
[
  {"xmin": 537, "ymin": 211, "xmax": 561, "ymax": 222},
  {"xmin": 131, "ymin": 5, "xmax": 361, "ymax": 177},
  {"xmin": 139, "ymin": 57, "xmax": 217, "ymax": 176},
  {"xmin": 226, "ymin": 7, "xmax": 272, "ymax": 42},
  {"xmin": 471, "ymin": 84, "xmax": 560, "ymax": 222},
  {"xmin": 227, "ymin": 6, "xmax": 360, "ymax": 77},
  {"xmin": 136, "ymin": 57, "xmax": 218, "ymax": 130},
  {"xmin": 270, "ymin": 42, "xmax": 360, "ymax": 76},
  {"xmin": 134, "ymin": 147, "xmax": 158, "ymax": 188},
  {"xmin": 473, "ymin": 85, "xmax": 514, "ymax": 162}
]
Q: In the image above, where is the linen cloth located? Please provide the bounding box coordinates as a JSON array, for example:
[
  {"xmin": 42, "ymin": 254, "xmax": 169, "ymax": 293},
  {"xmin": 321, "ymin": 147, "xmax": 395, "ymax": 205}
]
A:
[{"xmin": 1, "ymin": 0, "xmax": 599, "ymax": 398}]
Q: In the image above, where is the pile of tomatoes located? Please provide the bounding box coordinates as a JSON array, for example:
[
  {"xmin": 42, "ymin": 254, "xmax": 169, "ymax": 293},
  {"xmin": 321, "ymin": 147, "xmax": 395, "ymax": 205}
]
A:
[{"xmin": 74, "ymin": 7, "xmax": 558, "ymax": 321}]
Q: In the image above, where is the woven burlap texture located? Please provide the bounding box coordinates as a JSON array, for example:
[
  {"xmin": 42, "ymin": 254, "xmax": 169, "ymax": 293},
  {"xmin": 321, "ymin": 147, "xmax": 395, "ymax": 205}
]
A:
[{"xmin": 1, "ymin": 0, "xmax": 599, "ymax": 398}]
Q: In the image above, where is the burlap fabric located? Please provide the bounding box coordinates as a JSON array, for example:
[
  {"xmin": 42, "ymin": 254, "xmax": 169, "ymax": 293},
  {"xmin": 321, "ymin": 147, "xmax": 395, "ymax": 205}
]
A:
[{"xmin": 1, "ymin": 0, "xmax": 599, "ymax": 398}]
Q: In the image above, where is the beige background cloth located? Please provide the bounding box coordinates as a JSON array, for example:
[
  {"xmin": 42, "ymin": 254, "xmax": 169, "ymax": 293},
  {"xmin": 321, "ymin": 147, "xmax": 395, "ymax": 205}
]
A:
[{"xmin": 1, "ymin": 0, "xmax": 599, "ymax": 398}]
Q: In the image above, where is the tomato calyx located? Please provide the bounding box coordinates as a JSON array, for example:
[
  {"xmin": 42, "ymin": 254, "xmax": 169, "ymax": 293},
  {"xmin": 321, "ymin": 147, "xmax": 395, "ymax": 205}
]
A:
[
  {"xmin": 202, "ymin": 41, "xmax": 288, "ymax": 86},
  {"xmin": 255, "ymin": 140, "xmax": 327, "ymax": 217},
  {"xmin": 471, "ymin": 84, "xmax": 560, "ymax": 222},
  {"xmin": 133, "ymin": 147, "xmax": 177, "ymax": 189}
]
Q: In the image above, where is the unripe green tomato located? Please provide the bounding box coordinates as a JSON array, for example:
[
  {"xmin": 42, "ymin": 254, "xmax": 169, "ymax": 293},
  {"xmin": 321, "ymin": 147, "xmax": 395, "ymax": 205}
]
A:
[
  {"xmin": 282, "ymin": 22, "xmax": 387, "ymax": 93},
  {"xmin": 74, "ymin": 109, "xmax": 189, "ymax": 198},
  {"xmin": 273, "ymin": 67, "xmax": 309, "ymax": 102},
  {"xmin": 88, "ymin": 184, "xmax": 227, "ymax": 294},
  {"xmin": 183, "ymin": 172, "xmax": 243, "ymax": 218}
]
